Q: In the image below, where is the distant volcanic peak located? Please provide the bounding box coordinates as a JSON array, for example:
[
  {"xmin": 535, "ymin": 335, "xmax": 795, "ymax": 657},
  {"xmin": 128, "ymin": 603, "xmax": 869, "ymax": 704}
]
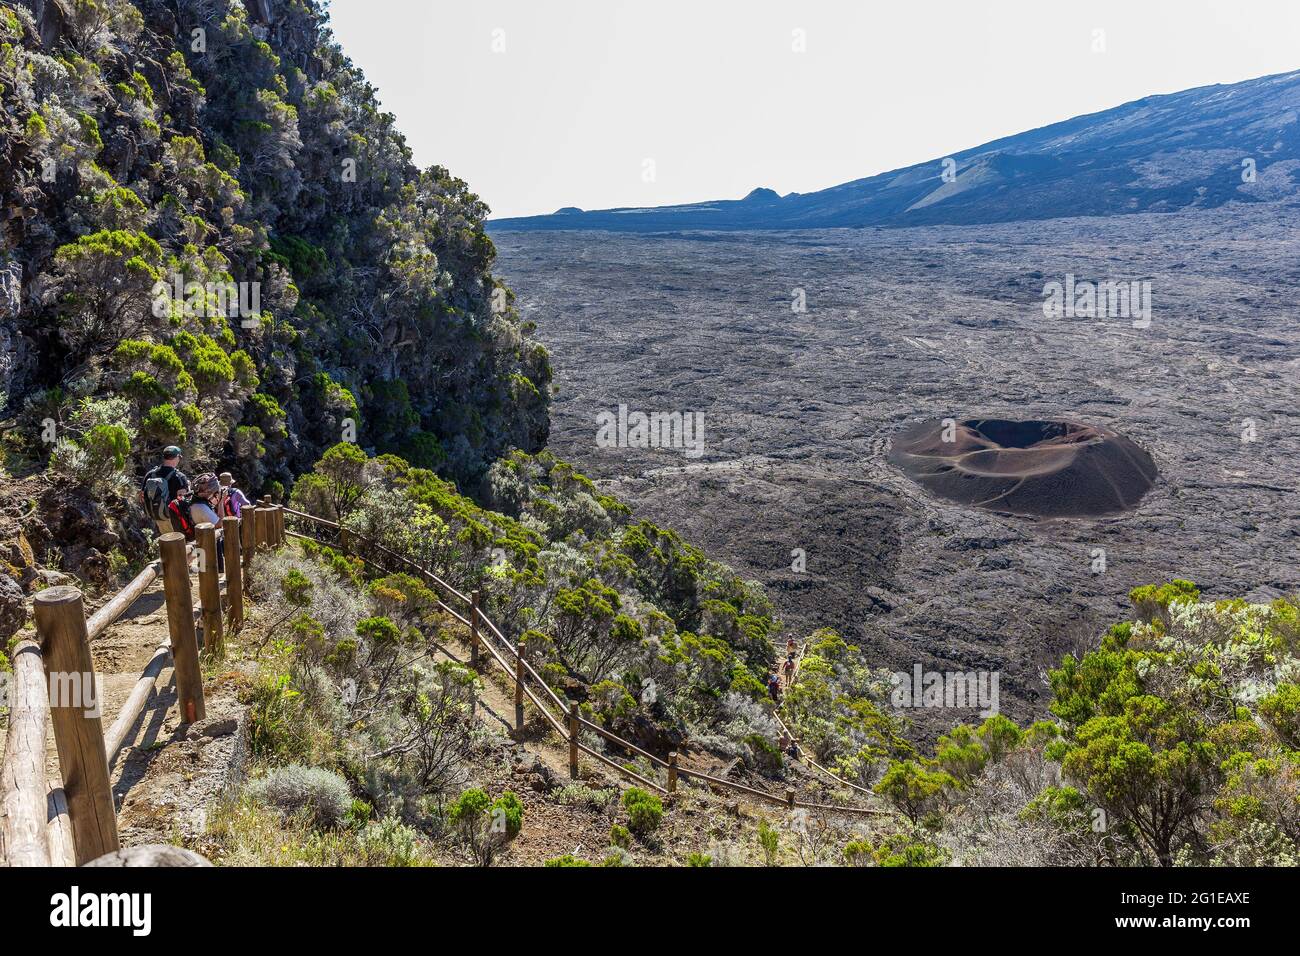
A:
[
  {"xmin": 889, "ymin": 417, "xmax": 1157, "ymax": 518},
  {"xmin": 490, "ymin": 69, "xmax": 1300, "ymax": 232}
]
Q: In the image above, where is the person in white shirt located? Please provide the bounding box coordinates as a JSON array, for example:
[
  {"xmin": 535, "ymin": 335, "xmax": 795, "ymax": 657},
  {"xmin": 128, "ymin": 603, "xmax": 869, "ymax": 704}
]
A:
[{"xmin": 190, "ymin": 473, "xmax": 225, "ymax": 571}]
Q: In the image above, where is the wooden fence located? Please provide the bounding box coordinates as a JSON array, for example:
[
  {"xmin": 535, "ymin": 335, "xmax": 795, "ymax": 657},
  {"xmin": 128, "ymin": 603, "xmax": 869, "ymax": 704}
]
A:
[
  {"xmin": 280, "ymin": 508, "xmax": 887, "ymax": 819},
  {"xmin": 1, "ymin": 498, "xmax": 883, "ymax": 867},
  {"xmin": 0, "ymin": 503, "xmax": 287, "ymax": 867}
]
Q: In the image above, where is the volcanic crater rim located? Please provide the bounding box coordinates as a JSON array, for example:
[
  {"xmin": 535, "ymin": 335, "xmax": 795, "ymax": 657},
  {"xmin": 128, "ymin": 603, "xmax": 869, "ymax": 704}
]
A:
[{"xmin": 888, "ymin": 416, "xmax": 1158, "ymax": 518}]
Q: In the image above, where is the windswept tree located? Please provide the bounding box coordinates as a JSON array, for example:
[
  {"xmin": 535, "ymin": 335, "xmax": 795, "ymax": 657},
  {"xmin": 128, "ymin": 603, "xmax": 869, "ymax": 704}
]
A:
[{"xmin": 52, "ymin": 229, "xmax": 163, "ymax": 367}]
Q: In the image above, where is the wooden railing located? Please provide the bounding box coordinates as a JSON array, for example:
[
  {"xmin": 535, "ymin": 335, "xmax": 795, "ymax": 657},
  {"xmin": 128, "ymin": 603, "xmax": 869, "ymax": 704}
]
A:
[
  {"xmin": 1, "ymin": 498, "xmax": 884, "ymax": 868},
  {"xmin": 0, "ymin": 501, "xmax": 288, "ymax": 867},
  {"xmin": 770, "ymin": 646, "xmax": 880, "ymax": 800},
  {"xmin": 281, "ymin": 507, "xmax": 887, "ymax": 818}
]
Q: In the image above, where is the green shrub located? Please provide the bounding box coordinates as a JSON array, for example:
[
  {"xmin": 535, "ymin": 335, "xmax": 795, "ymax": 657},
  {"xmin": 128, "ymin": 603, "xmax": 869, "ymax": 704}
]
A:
[
  {"xmin": 246, "ymin": 764, "xmax": 351, "ymax": 829},
  {"xmin": 757, "ymin": 819, "xmax": 780, "ymax": 865},
  {"xmin": 609, "ymin": 824, "xmax": 631, "ymax": 849},
  {"xmin": 621, "ymin": 787, "xmax": 663, "ymax": 838},
  {"xmin": 1129, "ymin": 579, "xmax": 1200, "ymax": 625},
  {"xmin": 246, "ymin": 672, "xmax": 311, "ymax": 763},
  {"xmin": 544, "ymin": 854, "xmax": 591, "ymax": 867},
  {"xmin": 493, "ymin": 791, "xmax": 525, "ymax": 839},
  {"xmin": 346, "ymin": 799, "xmax": 373, "ymax": 828},
  {"xmin": 555, "ymin": 783, "xmax": 615, "ymax": 810},
  {"xmin": 448, "ymin": 787, "xmax": 525, "ymax": 866},
  {"xmin": 357, "ymin": 815, "xmax": 424, "ymax": 866},
  {"xmin": 140, "ymin": 403, "xmax": 186, "ymax": 445}
]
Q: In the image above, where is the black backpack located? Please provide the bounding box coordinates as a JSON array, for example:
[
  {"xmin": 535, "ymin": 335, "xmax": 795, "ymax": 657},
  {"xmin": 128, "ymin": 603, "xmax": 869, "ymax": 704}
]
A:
[
  {"xmin": 143, "ymin": 467, "xmax": 173, "ymax": 520},
  {"xmin": 167, "ymin": 494, "xmax": 197, "ymax": 540}
]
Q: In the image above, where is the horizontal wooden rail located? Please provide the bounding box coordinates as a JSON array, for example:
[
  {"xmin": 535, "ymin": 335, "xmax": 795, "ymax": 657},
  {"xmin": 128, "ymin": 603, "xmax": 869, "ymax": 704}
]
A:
[
  {"xmin": 86, "ymin": 559, "xmax": 160, "ymax": 640},
  {"xmin": 574, "ymin": 742, "xmax": 667, "ymax": 795},
  {"xmin": 0, "ymin": 640, "xmax": 52, "ymax": 866},
  {"xmin": 676, "ymin": 765, "xmax": 790, "ymax": 804},
  {"xmin": 46, "ymin": 788, "xmax": 74, "ymax": 866},
  {"xmin": 283, "ymin": 505, "xmax": 888, "ymax": 819},
  {"xmin": 84, "ymin": 542, "xmax": 195, "ymax": 642},
  {"xmin": 576, "ymin": 714, "xmax": 670, "ymax": 770},
  {"xmin": 281, "ymin": 506, "xmax": 339, "ymax": 530},
  {"xmin": 675, "ymin": 764, "xmax": 884, "ymax": 816},
  {"xmin": 104, "ymin": 640, "xmax": 172, "ymax": 773}
]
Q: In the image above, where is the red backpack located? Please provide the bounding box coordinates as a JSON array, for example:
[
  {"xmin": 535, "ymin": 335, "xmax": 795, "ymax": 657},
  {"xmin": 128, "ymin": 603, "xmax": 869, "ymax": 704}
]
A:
[{"xmin": 166, "ymin": 495, "xmax": 198, "ymax": 541}]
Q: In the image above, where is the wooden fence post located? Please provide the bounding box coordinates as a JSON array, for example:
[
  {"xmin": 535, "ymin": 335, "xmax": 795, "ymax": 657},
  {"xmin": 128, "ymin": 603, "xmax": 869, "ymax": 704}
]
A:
[
  {"xmin": 275, "ymin": 505, "xmax": 285, "ymax": 546},
  {"xmin": 470, "ymin": 589, "xmax": 481, "ymax": 668},
  {"xmin": 668, "ymin": 752, "xmax": 679, "ymax": 793},
  {"xmin": 160, "ymin": 533, "xmax": 205, "ymax": 725},
  {"xmin": 223, "ymin": 515, "xmax": 243, "ymax": 629},
  {"xmin": 253, "ymin": 506, "xmax": 268, "ymax": 551},
  {"xmin": 240, "ymin": 505, "xmax": 255, "ymax": 572},
  {"xmin": 514, "ymin": 642, "xmax": 526, "ymax": 730},
  {"xmin": 785, "ymin": 787, "xmax": 795, "ymax": 809},
  {"xmin": 32, "ymin": 587, "xmax": 119, "ymax": 865},
  {"xmin": 196, "ymin": 523, "xmax": 223, "ymax": 658},
  {"xmin": 568, "ymin": 701, "xmax": 580, "ymax": 779}
]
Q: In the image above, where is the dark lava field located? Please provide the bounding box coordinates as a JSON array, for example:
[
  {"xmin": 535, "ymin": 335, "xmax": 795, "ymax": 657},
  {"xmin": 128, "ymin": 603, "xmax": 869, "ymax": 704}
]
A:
[{"xmin": 493, "ymin": 203, "xmax": 1300, "ymax": 730}]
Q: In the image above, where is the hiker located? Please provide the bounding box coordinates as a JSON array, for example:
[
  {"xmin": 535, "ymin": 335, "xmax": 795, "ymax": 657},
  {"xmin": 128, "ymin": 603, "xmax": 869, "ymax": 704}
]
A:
[
  {"xmin": 167, "ymin": 473, "xmax": 225, "ymax": 571},
  {"xmin": 767, "ymin": 672, "xmax": 783, "ymax": 703},
  {"xmin": 786, "ymin": 637, "xmax": 798, "ymax": 657},
  {"xmin": 189, "ymin": 473, "xmax": 224, "ymax": 529},
  {"xmin": 782, "ymin": 652, "xmax": 796, "ymax": 686},
  {"xmin": 140, "ymin": 446, "xmax": 190, "ymax": 537},
  {"xmin": 217, "ymin": 471, "xmax": 250, "ymax": 519}
]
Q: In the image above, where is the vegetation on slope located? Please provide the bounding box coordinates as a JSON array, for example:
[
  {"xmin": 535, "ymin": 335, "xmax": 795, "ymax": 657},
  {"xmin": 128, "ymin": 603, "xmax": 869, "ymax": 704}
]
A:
[
  {"xmin": 0, "ymin": 0, "xmax": 549, "ymax": 494},
  {"xmin": 783, "ymin": 580, "xmax": 1300, "ymax": 866},
  {"xmin": 289, "ymin": 445, "xmax": 783, "ymax": 756}
]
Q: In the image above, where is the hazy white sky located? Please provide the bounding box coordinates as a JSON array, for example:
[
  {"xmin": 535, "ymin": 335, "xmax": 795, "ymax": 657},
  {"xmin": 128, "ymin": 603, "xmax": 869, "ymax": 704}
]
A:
[{"xmin": 326, "ymin": 0, "xmax": 1300, "ymax": 219}]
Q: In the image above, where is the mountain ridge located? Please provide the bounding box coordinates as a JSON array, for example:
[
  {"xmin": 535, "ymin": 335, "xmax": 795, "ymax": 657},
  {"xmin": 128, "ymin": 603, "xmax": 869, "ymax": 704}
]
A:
[{"xmin": 491, "ymin": 68, "xmax": 1300, "ymax": 232}]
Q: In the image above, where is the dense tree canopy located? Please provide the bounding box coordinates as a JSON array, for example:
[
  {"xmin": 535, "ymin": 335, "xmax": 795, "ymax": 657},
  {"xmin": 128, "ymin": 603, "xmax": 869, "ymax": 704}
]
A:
[{"xmin": 0, "ymin": 0, "xmax": 549, "ymax": 492}]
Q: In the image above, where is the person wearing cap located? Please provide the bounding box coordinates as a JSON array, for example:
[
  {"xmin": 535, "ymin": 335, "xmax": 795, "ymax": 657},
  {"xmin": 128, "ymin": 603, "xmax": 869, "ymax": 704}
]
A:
[{"xmin": 140, "ymin": 446, "xmax": 190, "ymax": 536}]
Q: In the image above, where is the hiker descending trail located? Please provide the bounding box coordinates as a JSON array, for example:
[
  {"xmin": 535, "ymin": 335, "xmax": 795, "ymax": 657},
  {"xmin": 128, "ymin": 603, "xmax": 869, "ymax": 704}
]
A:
[{"xmin": 139, "ymin": 447, "xmax": 189, "ymax": 538}]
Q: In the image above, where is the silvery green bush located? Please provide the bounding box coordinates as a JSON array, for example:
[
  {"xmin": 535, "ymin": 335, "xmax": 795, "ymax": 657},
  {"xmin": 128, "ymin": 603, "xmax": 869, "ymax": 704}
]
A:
[{"xmin": 247, "ymin": 764, "xmax": 352, "ymax": 829}]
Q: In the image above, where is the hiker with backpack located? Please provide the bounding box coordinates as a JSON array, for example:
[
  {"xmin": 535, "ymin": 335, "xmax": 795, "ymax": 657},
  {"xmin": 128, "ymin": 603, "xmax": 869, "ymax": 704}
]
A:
[
  {"xmin": 217, "ymin": 472, "xmax": 250, "ymax": 519},
  {"xmin": 167, "ymin": 473, "xmax": 225, "ymax": 571},
  {"xmin": 140, "ymin": 446, "xmax": 190, "ymax": 537},
  {"xmin": 767, "ymin": 671, "xmax": 783, "ymax": 703}
]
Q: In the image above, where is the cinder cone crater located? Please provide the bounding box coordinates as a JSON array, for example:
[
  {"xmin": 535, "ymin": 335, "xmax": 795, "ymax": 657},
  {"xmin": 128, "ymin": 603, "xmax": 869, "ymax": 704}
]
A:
[{"xmin": 889, "ymin": 417, "xmax": 1157, "ymax": 518}]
